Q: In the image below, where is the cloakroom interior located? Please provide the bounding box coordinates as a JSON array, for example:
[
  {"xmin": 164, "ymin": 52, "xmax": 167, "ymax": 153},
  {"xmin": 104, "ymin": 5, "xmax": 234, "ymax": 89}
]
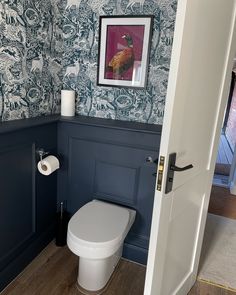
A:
[{"xmin": 1, "ymin": 0, "xmax": 236, "ymax": 294}]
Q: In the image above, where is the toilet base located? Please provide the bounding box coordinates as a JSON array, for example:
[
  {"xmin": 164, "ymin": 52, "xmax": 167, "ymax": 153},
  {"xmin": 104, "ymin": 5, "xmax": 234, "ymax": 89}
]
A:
[
  {"xmin": 77, "ymin": 245, "xmax": 123, "ymax": 292},
  {"xmin": 77, "ymin": 269, "xmax": 116, "ymax": 295},
  {"xmin": 77, "ymin": 282, "xmax": 107, "ymax": 295}
]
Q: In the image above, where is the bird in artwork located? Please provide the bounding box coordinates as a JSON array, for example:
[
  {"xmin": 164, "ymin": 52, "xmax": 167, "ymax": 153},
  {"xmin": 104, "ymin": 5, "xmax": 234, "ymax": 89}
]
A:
[{"xmin": 106, "ymin": 34, "xmax": 135, "ymax": 78}]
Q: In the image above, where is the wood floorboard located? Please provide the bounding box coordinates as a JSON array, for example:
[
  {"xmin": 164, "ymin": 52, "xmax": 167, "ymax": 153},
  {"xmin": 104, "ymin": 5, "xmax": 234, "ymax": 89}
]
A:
[
  {"xmin": 208, "ymin": 186, "xmax": 236, "ymax": 219},
  {"xmin": 0, "ymin": 243, "xmax": 146, "ymax": 295},
  {"xmin": 1, "ymin": 241, "xmax": 236, "ymax": 295}
]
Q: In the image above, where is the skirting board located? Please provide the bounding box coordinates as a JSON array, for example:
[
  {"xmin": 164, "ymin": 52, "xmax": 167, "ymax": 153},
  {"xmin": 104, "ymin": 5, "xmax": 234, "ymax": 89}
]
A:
[{"xmin": 123, "ymin": 242, "xmax": 148, "ymax": 265}]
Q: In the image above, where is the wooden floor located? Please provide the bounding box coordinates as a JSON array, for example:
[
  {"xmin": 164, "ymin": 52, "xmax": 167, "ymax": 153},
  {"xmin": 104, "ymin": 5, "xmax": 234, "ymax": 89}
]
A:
[
  {"xmin": 1, "ymin": 241, "xmax": 236, "ymax": 295},
  {"xmin": 1, "ymin": 186, "xmax": 236, "ymax": 295},
  {"xmin": 0, "ymin": 242, "xmax": 146, "ymax": 295},
  {"xmin": 209, "ymin": 186, "xmax": 236, "ymax": 220}
]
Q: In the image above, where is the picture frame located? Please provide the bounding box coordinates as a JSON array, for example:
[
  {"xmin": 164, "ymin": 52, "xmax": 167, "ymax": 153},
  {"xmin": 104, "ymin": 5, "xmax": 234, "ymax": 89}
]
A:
[{"xmin": 97, "ymin": 15, "xmax": 153, "ymax": 89}]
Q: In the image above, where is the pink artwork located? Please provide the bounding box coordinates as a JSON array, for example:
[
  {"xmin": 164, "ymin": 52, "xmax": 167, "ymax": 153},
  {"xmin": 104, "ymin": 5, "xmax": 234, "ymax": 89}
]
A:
[
  {"xmin": 97, "ymin": 16, "xmax": 153, "ymax": 88},
  {"xmin": 104, "ymin": 25, "xmax": 145, "ymax": 81}
]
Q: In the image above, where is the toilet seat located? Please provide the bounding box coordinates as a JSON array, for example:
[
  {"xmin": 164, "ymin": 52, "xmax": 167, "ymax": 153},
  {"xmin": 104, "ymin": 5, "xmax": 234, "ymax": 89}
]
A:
[{"xmin": 67, "ymin": 200, "xmax": 133, "ymax": 259}]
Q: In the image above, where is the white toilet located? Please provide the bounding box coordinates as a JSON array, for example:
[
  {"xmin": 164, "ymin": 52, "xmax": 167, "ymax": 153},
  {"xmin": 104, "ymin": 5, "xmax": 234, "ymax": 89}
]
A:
[{"xmin": 67, "ymin": 199, "xmax": 136, "ymax": 293}]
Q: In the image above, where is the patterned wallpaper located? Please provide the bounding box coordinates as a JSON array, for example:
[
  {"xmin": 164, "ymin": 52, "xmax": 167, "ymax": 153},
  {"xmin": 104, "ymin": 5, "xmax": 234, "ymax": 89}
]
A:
[
  {"xmin": 0, "ymin": 0, "xmax": 177, "ymax": 124},
  {"xmin": 0, "ymin": 0, "xmax": 62, "ymax": 121}
]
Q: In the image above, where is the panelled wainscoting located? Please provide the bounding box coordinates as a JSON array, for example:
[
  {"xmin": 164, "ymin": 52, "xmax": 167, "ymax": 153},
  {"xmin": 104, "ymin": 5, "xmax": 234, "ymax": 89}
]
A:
[
  {"xmin": 0, "ymin": 116, "xmax": 58, "ymax": 291},
  {"xmin": 57, "ymin": 116, "xmax": 162, "ymax": 264},
  {"xmin": 0, "ymin": 115, "xmax": 161, "ymax": 291}
]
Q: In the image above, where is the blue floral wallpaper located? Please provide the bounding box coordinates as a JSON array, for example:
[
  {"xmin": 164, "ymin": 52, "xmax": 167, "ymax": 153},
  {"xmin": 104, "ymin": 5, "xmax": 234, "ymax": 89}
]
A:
[
  {"xmin": 0, "ymin": 0, "xmax": 63, "ymax": 120},
  {"xmin": 0, "ymin": 0, "xmax": 177, "ymax": 124}
]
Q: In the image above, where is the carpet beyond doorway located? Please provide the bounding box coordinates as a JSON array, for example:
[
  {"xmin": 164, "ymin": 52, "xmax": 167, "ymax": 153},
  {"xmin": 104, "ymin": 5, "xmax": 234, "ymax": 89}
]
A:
[{"xmin": 198, "ymin": 214, "xmax": 236, "ymax": 291}]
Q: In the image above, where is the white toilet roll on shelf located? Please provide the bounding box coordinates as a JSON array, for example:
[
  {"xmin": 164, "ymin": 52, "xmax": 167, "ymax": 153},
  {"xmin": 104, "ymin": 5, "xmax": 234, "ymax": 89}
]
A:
[
  {"xmin": 61, "ymin": 90, "xmax": 75, "ymax": 116},
  {"xmin": 37, "ymin": 155, "xmax": 60, "ymax": 176}
]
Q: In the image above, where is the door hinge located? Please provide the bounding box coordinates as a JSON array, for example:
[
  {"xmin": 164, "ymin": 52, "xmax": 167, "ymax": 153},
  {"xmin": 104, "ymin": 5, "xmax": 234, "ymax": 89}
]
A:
[{"xmin": 156, "ymin": 156, "xmax": 165, "ymax": 191}]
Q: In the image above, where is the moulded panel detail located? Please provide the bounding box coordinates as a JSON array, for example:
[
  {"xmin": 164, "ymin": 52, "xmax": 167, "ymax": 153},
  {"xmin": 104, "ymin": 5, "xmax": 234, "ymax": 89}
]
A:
[{"xmin": 94, "ymin": 160, "xmax": 139, "ymax": 206}]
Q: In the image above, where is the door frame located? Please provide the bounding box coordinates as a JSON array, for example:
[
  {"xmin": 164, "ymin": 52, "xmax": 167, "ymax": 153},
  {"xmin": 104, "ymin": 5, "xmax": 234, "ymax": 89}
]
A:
[
  {"xmin": 222, "ymin": 71, "xmax": 235, "ymax": 132},
  {"xmin": 229, "ymin": 148, "xmax": 236, "ymax": 194}
]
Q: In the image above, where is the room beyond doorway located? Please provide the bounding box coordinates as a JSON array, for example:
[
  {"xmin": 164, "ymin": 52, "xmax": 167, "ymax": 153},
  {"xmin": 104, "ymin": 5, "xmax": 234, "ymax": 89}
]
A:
[
  {"xmin": 214, "ymin": 69, "xmax": 236, "ymax": 190},
  {"xmin": 225, "ymin": 71, "xmax": 236, "ymax": 151},
  {"xmin": 214, "ymin": 134, "xmax": 233, "ymax": 186}
]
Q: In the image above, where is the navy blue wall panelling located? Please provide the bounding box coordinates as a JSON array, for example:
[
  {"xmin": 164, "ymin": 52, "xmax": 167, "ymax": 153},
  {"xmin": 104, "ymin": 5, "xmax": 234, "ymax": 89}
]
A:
[
  {"xmin": 57, "ymin": 117, "xmax": 161, "ymax": 264},
  {"xmin": 0, "ymin": 114, "xmax": 161, "ymax": 291},
  {"xmin": 0, "ymin": 119, "xmax": 57, "ymax": 291}
]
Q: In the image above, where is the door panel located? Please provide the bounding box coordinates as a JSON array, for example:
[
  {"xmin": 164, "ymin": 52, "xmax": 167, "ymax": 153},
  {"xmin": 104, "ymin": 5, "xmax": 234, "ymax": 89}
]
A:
[
  {"xmin": 162, "ymin": 174, "xmax": 206, "ymax": 294},
  {"xmin": 144, "ymin": 0, "xmax": 236, "ymax": 294},
  {"xmin": 169, "ymin": 0, "xmax": 236, "ymax": 191}
]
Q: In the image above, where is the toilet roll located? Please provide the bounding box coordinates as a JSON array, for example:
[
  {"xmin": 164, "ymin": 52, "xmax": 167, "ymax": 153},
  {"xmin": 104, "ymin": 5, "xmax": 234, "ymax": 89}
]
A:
[
  {"xmin": 37, "ymin": 155, "xmax": 60, "ymax": 176},
  {"xmin": 61, "ymin": 90, "xmax": 75, "ymax": 116}
]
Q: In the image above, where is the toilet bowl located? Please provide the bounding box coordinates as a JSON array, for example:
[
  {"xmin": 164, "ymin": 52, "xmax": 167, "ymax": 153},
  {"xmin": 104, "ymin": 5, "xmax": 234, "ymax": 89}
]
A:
[{"xmin": 67, "ymin": 200, "xmax": 136, "ymax": 293}]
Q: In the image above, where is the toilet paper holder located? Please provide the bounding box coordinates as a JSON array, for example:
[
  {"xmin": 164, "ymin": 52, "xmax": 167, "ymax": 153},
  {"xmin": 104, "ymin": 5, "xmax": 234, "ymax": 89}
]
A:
[
  {"xmin": 36, "ymin": 148, "xmax": 49, "ymax": 165},
  {"xmin": 36, "ymin": 148, "xmax": 60, "ymax": 176}
]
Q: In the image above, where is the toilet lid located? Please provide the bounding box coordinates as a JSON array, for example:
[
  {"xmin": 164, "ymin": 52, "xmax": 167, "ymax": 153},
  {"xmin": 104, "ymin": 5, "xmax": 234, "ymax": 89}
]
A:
[{"xmin": 68, "ymin": 200, "xmax": 130, "ymax": 244}]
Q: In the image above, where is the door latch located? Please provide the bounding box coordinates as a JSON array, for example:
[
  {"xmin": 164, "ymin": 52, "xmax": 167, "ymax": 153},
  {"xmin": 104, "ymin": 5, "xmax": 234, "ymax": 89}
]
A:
[
  {"xmin": 165, "ymin": 153, "xmax": 193, "ymax": 194},
  {"xmin": 156, "ymin": 156, "xmax": 165, "ymax": 191}
]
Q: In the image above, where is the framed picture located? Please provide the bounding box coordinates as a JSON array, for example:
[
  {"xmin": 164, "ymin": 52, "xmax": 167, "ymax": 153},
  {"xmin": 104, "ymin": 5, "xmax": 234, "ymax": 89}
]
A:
[{"xmin": 97, "ymin": 15, "xmax": 153, "ymax": 89}]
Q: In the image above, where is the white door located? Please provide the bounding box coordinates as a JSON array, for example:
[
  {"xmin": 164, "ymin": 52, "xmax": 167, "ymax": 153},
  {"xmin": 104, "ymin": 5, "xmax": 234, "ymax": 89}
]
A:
[{"xmin": 144, "ymin": 1, "xmax": 236, "ymax": 294}]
